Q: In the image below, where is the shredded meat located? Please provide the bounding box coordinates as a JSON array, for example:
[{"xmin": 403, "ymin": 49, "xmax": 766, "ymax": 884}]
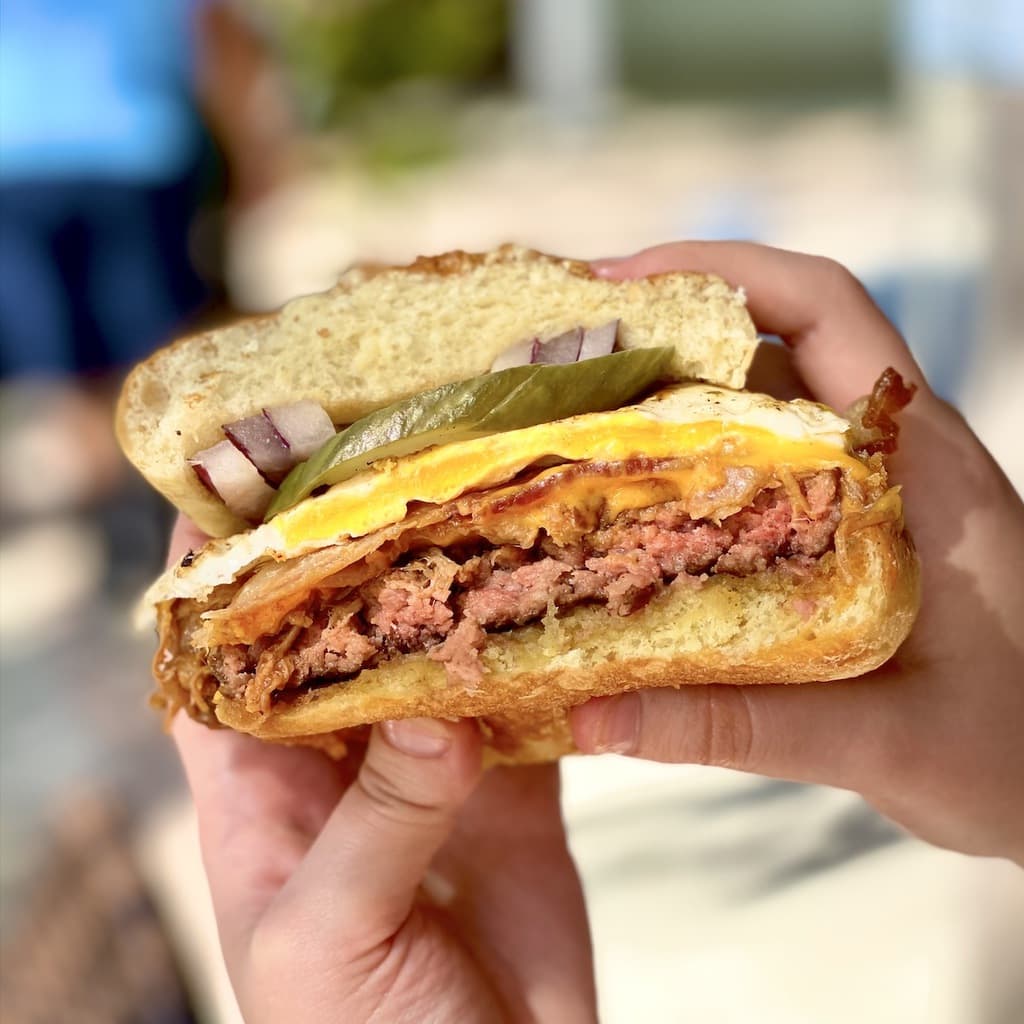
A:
[
  {"xmin": 428, "ymin": 618, "xmax": 487, "ymax": 687},
  {"xmin": 202, "ymin": 471, "xmax": 843, "ymax": 706},
  {"xmin": 362, "ymin": 551, "xmax": 458, "ymax": 649}
]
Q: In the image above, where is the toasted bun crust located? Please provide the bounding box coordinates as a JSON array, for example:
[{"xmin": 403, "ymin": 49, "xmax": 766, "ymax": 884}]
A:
[
  {"xmin": 211, "ymin": 492, "xmax": 919, "ymax": 765},
  {"xmin": 116, "ymin": 245, "xmax": 759, "ymax": 536}
]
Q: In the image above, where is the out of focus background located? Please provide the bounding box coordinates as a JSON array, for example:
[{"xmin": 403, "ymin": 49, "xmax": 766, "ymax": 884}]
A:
[{"xmin": 1, "ymin": 1, "xmax": 1022, "ymax": 1021}]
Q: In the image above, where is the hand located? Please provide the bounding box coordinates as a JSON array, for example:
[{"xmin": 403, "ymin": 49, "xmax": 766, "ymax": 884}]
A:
[
  {"xmin": 571, "ymin": 242, "xmax": 1024, "ymax": 865},
  {"xmin": 168, "ymin": 517, "xmax": 596, "ymax": 1024}
]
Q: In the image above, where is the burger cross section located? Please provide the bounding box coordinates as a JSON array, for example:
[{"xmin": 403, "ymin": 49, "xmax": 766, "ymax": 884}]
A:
[{"xmin": 119, "ymin": 246, "xmax": 919, "ymax": 764}]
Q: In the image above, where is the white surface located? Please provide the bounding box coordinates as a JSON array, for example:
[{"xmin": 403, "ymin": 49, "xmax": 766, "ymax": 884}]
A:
[
  {"xmin": 139, "ymin": 762, "xmax": 1024, "ymax": 1024},
  {"xmin": 562, "ymin": 757, "xmax": 1024, "ymax": 1023}
]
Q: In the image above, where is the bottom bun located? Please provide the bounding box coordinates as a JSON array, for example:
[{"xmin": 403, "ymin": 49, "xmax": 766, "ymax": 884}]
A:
[{"xmin": 212, "ymin": 501, "xmax": 920, "ymax": 765}]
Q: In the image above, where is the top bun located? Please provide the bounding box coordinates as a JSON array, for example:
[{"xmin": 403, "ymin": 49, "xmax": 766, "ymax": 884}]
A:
[{"xmin": 116, "ymin": 245, "xmax": 760, "ymax": 537}]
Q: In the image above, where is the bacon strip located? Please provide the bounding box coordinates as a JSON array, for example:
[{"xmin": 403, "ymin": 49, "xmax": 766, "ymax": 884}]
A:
[{"xmin": 846, "ymin": 367, "xmax": 917, "ymax": 457}]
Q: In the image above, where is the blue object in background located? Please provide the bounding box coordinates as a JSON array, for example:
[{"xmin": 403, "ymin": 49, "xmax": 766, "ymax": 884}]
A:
[
  {"xmin": 864, "ymin": 270, "xmax": 978, "ymax": 404},
  {"xmin": 900, "ymin": 0, "xmax": 1024, "ymax": 85},
  {"xmin": 0, "ymin": 0, "xmax": 205, "ymax": 184},
  {"xmin": 0, "ymin": 0, "xmax": 217, "ymax": 378}
]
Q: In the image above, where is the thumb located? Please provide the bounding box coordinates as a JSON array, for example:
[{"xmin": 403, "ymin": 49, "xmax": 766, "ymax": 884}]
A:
[
  {"xmin": 275, "ymin": 718, "xmax": 483, "ymax": 950},
  {"xmin": 569, "ymin": 680, "xmax": 897, "ymax": 795}
]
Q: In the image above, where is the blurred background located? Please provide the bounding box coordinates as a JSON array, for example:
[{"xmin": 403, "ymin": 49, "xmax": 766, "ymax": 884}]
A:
[{"xmin": 1, "ymin": 1, "xmax": 1022, "ymax": 1021}]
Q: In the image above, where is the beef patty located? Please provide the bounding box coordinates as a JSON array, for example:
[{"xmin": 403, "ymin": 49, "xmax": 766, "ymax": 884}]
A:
[{"xmin": 207, "ymin": 470, "xmax": 842, "ymax": 712}]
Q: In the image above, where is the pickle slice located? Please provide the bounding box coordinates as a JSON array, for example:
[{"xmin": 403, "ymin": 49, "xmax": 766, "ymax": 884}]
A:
[{"xmin": 266, "ymin": 347, "xmax": 675, "ymax": 519}]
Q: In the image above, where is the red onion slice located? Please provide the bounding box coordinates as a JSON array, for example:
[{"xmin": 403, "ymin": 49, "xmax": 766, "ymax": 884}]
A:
[
  {"xmin": 223, "ymin": 412, "xmax": 293, "ymax": 484},
  {"xmin": 490, "ymin": 320, "xmax": 620, "ymax": 371},
  {"xmin": 265, "ymin": 401, "xmax": 336, "ymax": 460},
  {"xmin": 535, "ymin": 327, "xmax": 583, "ymax": 364},
  {"xmin": 490, "ymin": 337, "xmax": 540, "ymax": 371},
  {"xmin": 579, "ymin": 319, "xmax": 619, "ymax": 360},
  {"xmin": 190, "ymin": 440, "xmax": 276, "ymax": 523}
]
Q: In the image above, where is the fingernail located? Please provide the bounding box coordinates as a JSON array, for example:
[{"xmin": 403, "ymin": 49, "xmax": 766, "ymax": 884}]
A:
[
  {"xmin": 590, "ymin": 257, "xmax": 626, "ymax": 277},
  {"xmin": 382, "ymin": 718, "xmax": 453, "ymax": 758},
  {"xmin": 581, "ymin": 693, "xmax": 640, "ymax": 754}
]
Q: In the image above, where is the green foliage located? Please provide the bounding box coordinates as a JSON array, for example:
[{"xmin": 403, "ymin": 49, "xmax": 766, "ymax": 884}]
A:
[{"xmin": 271, "ymin": 0, "xmax": 508, "ymax": 143}]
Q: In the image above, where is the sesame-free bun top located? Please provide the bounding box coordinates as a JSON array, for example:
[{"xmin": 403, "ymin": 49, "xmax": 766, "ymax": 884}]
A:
[{"xmin": 116, "ymin": 246, "xmax": 760, "ymax": 537}]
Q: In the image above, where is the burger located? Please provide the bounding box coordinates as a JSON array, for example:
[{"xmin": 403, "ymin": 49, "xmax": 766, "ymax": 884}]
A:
[{"xmin": 118, "ymin": 246, "xmax": 920, "ymax": 763}]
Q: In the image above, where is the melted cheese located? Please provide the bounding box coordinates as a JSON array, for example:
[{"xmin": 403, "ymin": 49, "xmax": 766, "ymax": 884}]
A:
[
  {"xmin": 148, "ymin": 384, "xmax": 864, "ymax": 606},
  {"xmin": 279, "ymin": 415, "xmax": 864, "ymax": 549}
]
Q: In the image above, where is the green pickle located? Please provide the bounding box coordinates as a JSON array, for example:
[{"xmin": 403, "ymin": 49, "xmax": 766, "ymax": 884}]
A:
[{"xmin": 265, "ymin": 347, "xmax": 675, "ymax": 519}]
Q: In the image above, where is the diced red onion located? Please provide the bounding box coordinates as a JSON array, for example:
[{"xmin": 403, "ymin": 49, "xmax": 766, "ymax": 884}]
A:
[
  {"xmin": 265, "ymin": 400, "xmax": 336, "ymax": 460},
  {"xmin": 190, "ymin": 440, "xmax": 276, "ymax": 523},
  {"xmin": 223, "ymin": 412, "xmax": 293, "ymax": 484},
  {"xmin": 535, "ymin": 327, "xmax": 583, "ymax": 364},
  {"xmin": 490, "ymin": 320, "xmax": 620, "ymax": 372},
  {"xmin": 579, "ymin": 319, "xmax": 619, "ymax": 360},
  {"xmin": 490, "ymin": 337, "xmax": 540, "ymax": 371}
]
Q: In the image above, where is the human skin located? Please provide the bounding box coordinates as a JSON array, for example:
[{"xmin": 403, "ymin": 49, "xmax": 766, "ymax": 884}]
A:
[
  {"xmin": 169, "ymin": 520, "xmax": 597, "ymax": 1024},
  {"xmin": 571, "ymin": 242, "xmax": 1024, "ymax": 866},
  {"xmin": 165, "ymin": 241, "xmax": 1023, "ymax": 1021}
]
